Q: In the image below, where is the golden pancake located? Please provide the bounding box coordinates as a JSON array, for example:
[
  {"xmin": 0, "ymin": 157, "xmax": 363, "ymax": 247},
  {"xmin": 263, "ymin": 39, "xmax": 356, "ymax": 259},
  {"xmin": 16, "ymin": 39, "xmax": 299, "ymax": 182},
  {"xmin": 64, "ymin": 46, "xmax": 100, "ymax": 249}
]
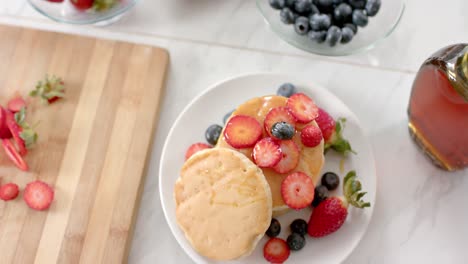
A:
[{"xmin": 175, "ymin": 148, "xmax": 272, "ymax": 260}]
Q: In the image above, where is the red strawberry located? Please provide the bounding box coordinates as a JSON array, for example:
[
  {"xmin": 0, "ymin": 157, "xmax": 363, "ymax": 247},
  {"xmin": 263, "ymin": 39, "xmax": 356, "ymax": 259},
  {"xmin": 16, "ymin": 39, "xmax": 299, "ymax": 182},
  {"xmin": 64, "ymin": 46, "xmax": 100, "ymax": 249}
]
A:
[
  {"xmin": 0, "ymin": 107, "xmax": 12, "ymax": 139},
  {"xmin": 263, "ymin": 237, "xmax": 290, "ymax": 264},
  {"xmin": 185, "ymin": 143, "xmax": 211, "ymax": 160},
  {"xmin": 23, "ymin": 181, "xmax": 54, "ymax": 211},
  {"xmin": 30, "ymin": 75, "xmax": 65, "ymax": 104},
  {"xmin": 308, "ymin": 171, "xmax": 370, "ymax": 237},
  {"xmin": 286, "ymin": 93, "xmax": 319, "ymax": 123},
  {"xmin": 315, "ymin": 108, "xmax": 355, "ymax": 155},
  {"xmin": 2, "ymin": 139, "xmax": 28, "ymax": 171},
  {"xmin": 300, "ymin": 125, "xmax": 323, "ymax": 147},
  {"xmin": 0, "ymin": 183, "xmax": 19, "ymax": 201},
  {"xmin": 6, "ymin": 111, "xmax": 27, "ymax": 156},
  {"xmin": 224, "ymin": 115, "xmax": 262, "ymax": 149},
  {"xmin": 7, "ymin": 97, "xmax": 26, "ymax": 113},
  {"xmin": 273, "ymin": 140, "xmax": 299, "ymax": 174},
  {"xmin": 281, "ymin": 172, "xmax": 315, "ymax": 210},
  {"xmin": 264, "ymin": 107, "xmax": 296, "ymax": 137},
  {"xmin": 46, "ymin": 0, "xmax": 64, "ymax": 2},
  {"xmin": 70, "ymin": 0, "xmax": 93, "ymax": 10},
  {"xmin": 252, "ymin": 137, "xmax": 282, "ymax": 168}
]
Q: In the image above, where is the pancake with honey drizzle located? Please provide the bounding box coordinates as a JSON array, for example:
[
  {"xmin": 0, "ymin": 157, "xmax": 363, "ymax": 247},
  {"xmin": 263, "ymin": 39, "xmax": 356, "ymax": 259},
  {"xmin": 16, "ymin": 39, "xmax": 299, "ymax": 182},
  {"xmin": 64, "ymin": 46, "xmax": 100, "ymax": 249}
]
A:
[
  {"xmin": 175, "ymin": 148, "xmax": 272, "ymax": 260},
  {"xmin": 216, "ymin": 95, "xmax": 325, "ymax": 216}
]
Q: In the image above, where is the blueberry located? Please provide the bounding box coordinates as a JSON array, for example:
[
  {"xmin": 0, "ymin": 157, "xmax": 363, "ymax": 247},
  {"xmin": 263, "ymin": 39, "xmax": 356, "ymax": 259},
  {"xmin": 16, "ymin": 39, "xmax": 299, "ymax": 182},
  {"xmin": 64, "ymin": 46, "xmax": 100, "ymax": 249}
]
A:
[
  {"xmin": 340, "ymin": 27, "xmax": 354, "ymax": 44},
  {"xmin": 294, "ymin": 16, "xmax": 309, "ymax": 35},
  {"xmin": 310, "ymin": 4, "xmax": 320, "ymax": 15},
  {"xmin": 277, "ymin": 83, "xmax": 297, "ymax": 97},
  {"xmin": 352, "ymin": 9, "xmax": 368, "ymax": 27},
  {"xmin": 365, "ymin": 0, "xmax": 381, "ymax": 17},
  {"xmin": 344, "ymin": 23, "xmax": 358, "ymax": 34},
  {"xmin": 312, "ymin": 185, "xmax": 328, "ymax": 207},
  {"xmin": 280, "ymin": 7, "xmax": 296, "ymax": 24},
  {"xmin": 294, "ymin": 0, "xmax": 312, "ymax": 14},
  {"xmin": 333, "ymin": 3, "xmax": 352, "ymax": 24},
  {"xmin": 309, "ymin": 13, "xmax": 331, "ymax": 31},
  {"xmin": 325, "ymin": 25, "xmax": 342, "ymax": 46},
  {"xmin": 321, "ymin": 172, "xmax": 340, "ymax": 190},
  {"xmin": 271, "ymin": 122, "xmax": 295, "ymax": 140},
  {"xmin": 317, "ymin": 0, "xmax": 333, "ymax": 7},
  {"xmin": 287, "ymin": 233, "xmax": 306, "ymax": 251},
  {"xmin": 308, "ymin": 30, "xmax": 327, "ymax": 43},
  {"xmin": 285, "ymin": 0, "xmax": 297, "ymax": 7},
  {"xmin": 205, "ymin": 124, "xmax": 223, "ymax": 145},
  {"xmin": 348, "ymin": 0, "xmax": 366, "ymax": 9},
  {"xmin": 223, "ymin": 110, "xmax": 234, "ymax": 124},
  {"xmin": 266, "ymin": 218, "xmax": 281, "ymax": 237},
  {"xmin": 332, "ymin": 0, "xmax": 343, "ymax": 4},
  {"xmin": 290, "ymin": 219, "xmax": 308, "ymax": 236},
  {"xmin": 269, "ymin": 0, "xmax": 286, "ymax": 9}
]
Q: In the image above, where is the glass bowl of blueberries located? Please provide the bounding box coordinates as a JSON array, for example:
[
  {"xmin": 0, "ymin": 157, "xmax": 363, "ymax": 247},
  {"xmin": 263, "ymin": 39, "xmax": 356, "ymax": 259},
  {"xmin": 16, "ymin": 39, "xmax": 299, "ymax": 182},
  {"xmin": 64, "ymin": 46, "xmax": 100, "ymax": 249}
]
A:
[{"xmin": 257, "ymin": 0, "xmax": 405, "ymax": 56}]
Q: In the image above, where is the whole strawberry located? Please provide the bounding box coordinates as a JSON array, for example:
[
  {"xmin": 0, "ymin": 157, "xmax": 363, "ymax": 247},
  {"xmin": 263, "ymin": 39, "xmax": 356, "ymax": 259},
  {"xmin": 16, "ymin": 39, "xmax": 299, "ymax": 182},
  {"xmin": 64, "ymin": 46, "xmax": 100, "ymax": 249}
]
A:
[
  {"xmin": 315, "ymin": 107, "xmax": 355, "ymax": 155},
  {"xmin": 308, "ymin": 171, "xmax": 370, "ymax": 237}
]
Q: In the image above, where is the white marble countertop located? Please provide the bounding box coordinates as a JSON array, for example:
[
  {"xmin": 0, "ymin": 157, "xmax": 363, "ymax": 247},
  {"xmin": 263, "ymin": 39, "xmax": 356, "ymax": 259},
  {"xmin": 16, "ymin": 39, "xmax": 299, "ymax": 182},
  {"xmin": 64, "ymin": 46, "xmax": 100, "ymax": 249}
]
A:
[{"xmin": 1, "ymin": 1, "xmax": 467, "ymax": 263}]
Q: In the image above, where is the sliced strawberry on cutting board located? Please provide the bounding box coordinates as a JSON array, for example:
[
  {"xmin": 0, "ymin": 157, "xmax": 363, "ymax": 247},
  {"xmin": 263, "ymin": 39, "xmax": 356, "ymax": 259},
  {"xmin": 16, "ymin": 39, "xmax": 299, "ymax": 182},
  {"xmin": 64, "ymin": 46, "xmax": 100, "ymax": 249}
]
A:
[
  {"xmin": 273, "ymin": 140, "xmax": 299, "ymax": 174},
  {"xmin": 7, "ymin": 97, "xmax": 26, "ymax": 113},
  {"xmin": 1, "ymin": 139, "xmax": 28, "ymax": 171},
  {"xmin": 286, "ymin": 93, "xmax": 319, "ymax": 123},
  {"xmin": 252, "ymin": 137, "xmax": 282, "ymax": 168},
  {"xmin": 23, "ymin": 180, "xmax": 54, "ymax": 211},
  {"xmin": 264, "ymin": 107, "xmax": 296, "ymax": 137},
  {"xmin": 224, "ymin": 115, "xmax": 262, "ymax": 149},
  {"xmin": 6, "ymin": 111, "xmax": 27, "ymax": 156},
  {"xmin": 185, "ymin": 143, "xmax": 211, "ymax": 160},
  {"xmin": 300, "ymin": 124, "xmax": 323, "ymax": 147},
  {"xmin": 308, "ymin": 171, "xmax": 370, "ymax": 237},
  {"xmin": 263, "ymin": 237, "xmax": 290, "ymax": 264},
  {"xmin": 0, "ymin": 107, "xmax": 12, "ymax": 139},
  {"xmin": 281, "ymin": 172, "xmax": 315, "ymax": 210},
  {"xmin": 0, "ymin": 183, "xmax": 19, "ymax": 201}
]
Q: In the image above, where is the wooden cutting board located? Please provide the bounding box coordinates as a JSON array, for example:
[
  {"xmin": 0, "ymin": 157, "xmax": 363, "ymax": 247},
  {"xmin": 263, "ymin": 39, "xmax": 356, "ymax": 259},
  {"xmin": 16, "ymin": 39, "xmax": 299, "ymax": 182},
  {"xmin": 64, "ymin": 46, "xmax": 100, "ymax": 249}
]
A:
[{"xmin": 0, "ymin": 25, "xmax": 168, "ymax": 264}]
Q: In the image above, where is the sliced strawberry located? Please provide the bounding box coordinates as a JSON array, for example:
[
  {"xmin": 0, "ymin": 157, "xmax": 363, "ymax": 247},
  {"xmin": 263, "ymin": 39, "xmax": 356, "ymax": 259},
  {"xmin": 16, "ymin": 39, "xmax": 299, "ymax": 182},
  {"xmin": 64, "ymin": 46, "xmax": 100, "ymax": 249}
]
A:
[
  {"xmin": 23, "ymin": 180, "xmax": 54, "ymax": 211},
  {"xmin": 7, "ymin": 97, "xmax": 26, "ymax": 113},
  {"xmin": 252, "ymin": 138, "xmax": 282, "ymax": 168},
  {"xmin": 6, "ymin": 111, "xmax": 27, "ymax": 156},
  {"xmin": 273, "ymin": 140, "xmax": 300, "ymax": 174},
  {"xmin": 287, "ymin": 93, "xmax": 319, "ymax": 123},
  {"xmin": 1, "ymin": 139, "xmax": 28, "ymax": 171},
  {"xmin": 0, "ymin": 107, "xmax": 12, "ymax": 139},
  {"xmin": 300, "ymin": 124, "xmax": 323, "ymax": 147},
  {"xmin": 264, "ymin": 107, "xmax": 296, "ymax": 137},
  {"xmin": 185, "ymin": 143, "xmax": 211, "ymax": 160},
  {"xmin": 224, "ymin": 115, "xmax": 262, "ymax": 149},
  {"xmin": 0, "ymin": 183, "xmax": 19, "ymax": 201},
  {"xmin": 281, "ymin": 172, "xmax": 315, "ymax": 210},
  {"xmin": 263, "ymin": 237, "xmax": 290, "ymax": 264},
  {"xmin": 315, "ymin": 107, "xmax": 336, "ymax": 142}
]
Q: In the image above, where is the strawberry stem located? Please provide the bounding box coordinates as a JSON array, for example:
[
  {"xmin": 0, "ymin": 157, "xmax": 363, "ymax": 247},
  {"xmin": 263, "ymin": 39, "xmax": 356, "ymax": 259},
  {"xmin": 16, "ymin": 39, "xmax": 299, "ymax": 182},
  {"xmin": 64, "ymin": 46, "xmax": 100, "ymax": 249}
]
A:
[{"xmin": 343, "ymin": 171, "xmax": 370, "ymax": 209}]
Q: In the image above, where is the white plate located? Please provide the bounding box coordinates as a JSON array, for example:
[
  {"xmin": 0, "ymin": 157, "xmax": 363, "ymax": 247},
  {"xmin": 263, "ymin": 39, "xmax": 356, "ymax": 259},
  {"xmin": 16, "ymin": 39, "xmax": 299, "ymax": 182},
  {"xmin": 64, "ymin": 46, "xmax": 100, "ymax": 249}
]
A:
[{"xmin": 160, "ymin": 73, "xmax": 377, "ymax": 264}]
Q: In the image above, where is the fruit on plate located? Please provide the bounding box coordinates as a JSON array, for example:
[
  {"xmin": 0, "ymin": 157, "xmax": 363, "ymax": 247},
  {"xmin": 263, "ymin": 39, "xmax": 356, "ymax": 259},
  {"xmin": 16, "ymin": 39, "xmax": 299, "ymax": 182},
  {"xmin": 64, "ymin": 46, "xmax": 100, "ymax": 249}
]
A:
[
  {"xmin": 276, "ymin": 83, "xmax": 297, "ymax": 98},
  {"xmin": 263, "ymin": 237, "xmax": 290, "ymax": 263},
  {"xmin": 290, "ymin": 218, "xmax": 308, "ymax": 236},
  {"xmin": 300, "ymin": 124, "xmax": 323, "ymax": 147},
  {"xmin": 216, "ymin": 95, "xmax": 324, "ymax": 216},
  {"xmin": 315, "ymin": 107, "xmax": 355, "ymax": 155},
  {"xmin": 287, "ymin": 93, "xmax": 319, "ymax": 123},
  {"xmin": 0, "ymin": 183, "xmax": 20, "ymax": 201},
  {"xmin": 281, "ymin": 172, "xmax": 315, "ymax": 210},
  {"xmin": 271, "ymin": 121, "xmax": 295, "ymax": 140},
  {"xmin": 224, "ymin": 115, "xmax": 262, "ymax": 149},
  {"xmin": 287, "ymin": 232, "xmax": 306, "ymax": 251},
  {"xmin": 23, "ymin": 180, "xmax": 55, "ymax": 211},
  {"xmin": 205, "ymin": 124, "xmax": 223, "ymax": 145},
  {"xmin": 311, "ymin": 185, "xmax": 328, "ymax": 207},
  {"xmin": 308, "ymin": 171, "xmax": 370, "ymax": 237},
  {"xmin": 30, "ymin": 75, "xmax": 65, "ymax": 105},
  {"xmin": 253, "ymin": 138, "xmax": 282, "ymax": 168},
  {"xmin": 322, "ymin": 171, "xmax": 340, "ymax": 190},
  {"xmin": 185, "ymin": 143, "xmax": 211, "ymax": 161},
  {"xmin": 266, "ymin": 218, "xmax": 281, "ymax": 238},
  {"xmin": 175, "ymin": 148, "xmax": 272, "ymax": 260}
]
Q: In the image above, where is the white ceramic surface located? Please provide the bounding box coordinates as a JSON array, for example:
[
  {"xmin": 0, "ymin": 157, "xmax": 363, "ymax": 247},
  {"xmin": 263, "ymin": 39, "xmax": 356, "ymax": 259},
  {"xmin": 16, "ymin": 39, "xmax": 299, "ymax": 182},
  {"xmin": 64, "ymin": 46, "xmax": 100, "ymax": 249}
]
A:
[{"xmin": 160, "ymin": 73, "xmax": 376, "ymax": 264}]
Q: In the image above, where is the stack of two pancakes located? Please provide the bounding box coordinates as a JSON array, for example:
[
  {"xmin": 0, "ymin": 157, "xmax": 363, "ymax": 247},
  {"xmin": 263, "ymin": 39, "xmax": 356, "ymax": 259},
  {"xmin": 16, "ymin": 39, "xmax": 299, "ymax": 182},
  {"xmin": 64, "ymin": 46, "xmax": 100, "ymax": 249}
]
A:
[{"xmin": 175, "ymin": 96, "xmax": 324, "ymax": 261}]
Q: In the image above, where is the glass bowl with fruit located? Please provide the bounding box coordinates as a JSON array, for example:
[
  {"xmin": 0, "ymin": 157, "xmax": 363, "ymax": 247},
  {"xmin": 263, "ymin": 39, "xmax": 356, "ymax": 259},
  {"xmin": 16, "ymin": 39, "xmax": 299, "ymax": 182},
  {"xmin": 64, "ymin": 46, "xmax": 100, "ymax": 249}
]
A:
[
  {"xmin": 257, "ymin": 0, "xmax": 405, "ymax": 56},
  {"xmin": 28, "ymin": 0, "xmax": 139, "ymax": 25}
]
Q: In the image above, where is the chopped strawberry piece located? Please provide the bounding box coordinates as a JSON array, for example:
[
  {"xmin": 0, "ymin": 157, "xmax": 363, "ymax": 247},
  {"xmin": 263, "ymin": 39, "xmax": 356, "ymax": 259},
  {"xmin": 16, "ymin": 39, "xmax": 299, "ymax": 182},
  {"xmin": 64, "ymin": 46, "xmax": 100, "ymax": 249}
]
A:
[
  {"xmin": 252, "ymin": 138, "xmax": 282, "ymax": 168},
  {"xmin": 300, "ymin": 125, "xmax": 323, "ymax": 147},
  {"xmin": 315, "ymin": 107, "xmax": 336, "ymax": 142},
  {"xmin": 264, "ymin": 107, "xmax": 296, "ymax": 137},
  {"xmin": 23, "ymin": 180, "xmax": 54, "ymax": 211},
  {"xmin": 1, "ymin": 139, "xmax": 28, "ymax": 171},
  {"xmin": 263, "ymin": 237, "xmax": 290, "ymax": 264},
  {"xmin": 224, "ymin": 115, "xmax": 262, "ymax": 149},
  {"xmin": 185, "ymin": 143, "xmax": 211, "ymax": 160},
  {"xmin": 0, "ymin": 183, "xmax": 19, "ymax": 201},
  {"xmin": 0, "ymin": 107, "xmax": 12, "ymax": 139},
  {"xmin": 286, "ymin": 93, "xmax": 319, "ymax": 123},
  {"xmin": 273, "ymin": 140, "xmax": 300, "ymax": 174},
  {"xmin": 71, "ymin": 0, "xmax": 93, "ymax": 10},
  {"xmin": 281, "ymin": 172, "xmax": 315, "ymax": 210},
  {"xmin": 7, "ymin": 97, "xmax": 26, "ymax": 113},
  {"xmin": 6, "ymin": 111, "xmax": 27, "ymax": 156}
]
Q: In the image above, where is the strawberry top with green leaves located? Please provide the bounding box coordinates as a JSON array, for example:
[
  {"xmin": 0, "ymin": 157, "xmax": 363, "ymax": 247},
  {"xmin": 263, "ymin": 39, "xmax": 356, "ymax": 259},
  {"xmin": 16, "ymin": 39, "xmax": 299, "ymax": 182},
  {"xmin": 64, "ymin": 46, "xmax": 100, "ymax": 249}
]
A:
[
  {"xmin": 315, "ymin": 107, "xmax": 355, "ymax": 155},
  {"xmin": 93, "ymin": 0, "xmax": 119, "ymax": 11},
  {"xmin": 14, "ymin": 107, "xmax": 38, "ymax": 150},
  {"xmin": 30, "ymin": 75, "xmax": 65, "ymax": 105}
]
